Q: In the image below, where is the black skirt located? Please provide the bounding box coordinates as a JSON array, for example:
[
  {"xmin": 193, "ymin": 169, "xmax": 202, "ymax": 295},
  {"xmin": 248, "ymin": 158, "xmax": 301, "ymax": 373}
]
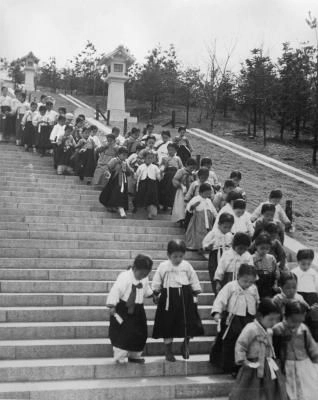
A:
[
  {"xmin": 177, "ymin": 145, "xmax": 191, "ymax": 165},
  {"xmin": 210, "ymin": 313, "xmax": 254, "ymax": 373},
  {"xmin": 208, "ymin": 248, "xmax": 225, "ymax": 293},
  {"xmin": 152, "ymin": 285, "xmax": 204, "ymax": 339},
  {"xmin": 109, "ymin": 300, "xmax": 148, "ymax": 352},
  {"xmin": 159, "ymin": 167, "xmax": 177, "ymax": 207},
  {"xmin": 56, "ymin": 145, "xmax": 74, "ymax": 167},
  {"xmin": 256, "ymin": 272, "xmax": 276, "ymax": 299},
  {"xmin": 78, "ymin": 149, "xmax": 96, "ymax": 179},
  {"xmin": 135, "ymin": 178, "xmax": 159, "ymax": 207},
  {"xmin": 298, "ymin": 291, "xmax": 318, "ymax": 341},
  {"xmin": 99, "ymin": 173, "xmax": 129, "ymax": 210},
  {"xmin": 37, "ymin": 126, "xmax": 52, "ymax": 149},
  {"xmin": 22, "ymin": 121, "xmax": 35, "ymax": 147}
]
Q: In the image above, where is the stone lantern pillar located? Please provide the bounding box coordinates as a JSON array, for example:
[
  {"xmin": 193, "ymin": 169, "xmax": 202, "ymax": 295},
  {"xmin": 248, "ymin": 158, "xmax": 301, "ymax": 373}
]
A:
[{"xmin": 21, "ymin": 52, "xmax": 39, "ymax": 92}]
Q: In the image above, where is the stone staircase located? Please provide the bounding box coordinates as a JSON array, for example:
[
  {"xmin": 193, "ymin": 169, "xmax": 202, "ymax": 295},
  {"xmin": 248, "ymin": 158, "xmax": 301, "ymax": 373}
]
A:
[{"xmin": 0, "ymin": 144, "xmax": 232, "ymax": 399}]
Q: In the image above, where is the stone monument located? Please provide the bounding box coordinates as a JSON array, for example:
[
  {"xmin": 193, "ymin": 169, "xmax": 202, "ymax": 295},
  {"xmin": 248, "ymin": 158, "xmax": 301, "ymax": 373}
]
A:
[
  {"xmin": 21, "ymin": 52, "xmax": 39, "ymax": 92},
  {"xmin": 99, "ymin": 45, "xmax": 137, "ymax": 122}
]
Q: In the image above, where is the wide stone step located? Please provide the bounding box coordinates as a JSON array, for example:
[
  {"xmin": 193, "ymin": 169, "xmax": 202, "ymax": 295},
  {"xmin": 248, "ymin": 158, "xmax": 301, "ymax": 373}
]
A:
[
  {"xmin": 0, "ymin": 190, "xmax": 98, "ymax": 200},
  {"xmin": 0, "ymin": 280, "xmax": 212, "ymax": 293},
  {"xmin": 0, "ymin": 292, "xmax": 214, "ymax": 307},
  {"xmin": 0, "ymin": 375, "xmax": 232, "ymax": 400},
  {"xmin": 1, "ymin": 184, "xmax": 100, "ymax": 194},
  {"xmin": 0, "ymin": 258, "xmax": 207, "ymax": 270},
  {"xmin": 0, "ymin": 268, "xmax": 210, "ymax": 282},
  {"xmin": 0, "ymin": 222, "xmax": 183, "ymax": 235},
  {"xmin": 0, "ymin": 320, "xmax": 216, "ymax": 340},
  {"xmin": 0, "ymin": 305, "xmax": 212, "ymax": 322},
  {"xmin": 0, "ymin": 355, "xmax": 220, "ymax": 383},
  {"xmin": 0, "ymin": 337, "xmax": 214, "ymax": 359},
  {"xmin": 0, "ymin": 196, "xmax": 100, "ymax": 206}
]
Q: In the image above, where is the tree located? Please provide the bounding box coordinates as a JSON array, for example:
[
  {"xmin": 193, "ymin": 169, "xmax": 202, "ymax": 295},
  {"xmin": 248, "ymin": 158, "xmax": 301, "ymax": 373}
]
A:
[
  {"xmin": 217, "ymin": 71, "xmax": 236, "ymax": 118},
  {"xmin": 38, "ymin": 57, "xmax": 61, "ymax": 92},
  {"xmin": 8, "ymin": 58, "xmax": 25, "ymax": 88}
]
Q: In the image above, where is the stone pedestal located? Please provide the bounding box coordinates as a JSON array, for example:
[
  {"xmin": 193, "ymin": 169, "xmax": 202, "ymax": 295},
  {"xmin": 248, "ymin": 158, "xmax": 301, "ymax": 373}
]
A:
[{"xmin": 24, "ymin": 68, "xmax": 35, "ymax": 91}]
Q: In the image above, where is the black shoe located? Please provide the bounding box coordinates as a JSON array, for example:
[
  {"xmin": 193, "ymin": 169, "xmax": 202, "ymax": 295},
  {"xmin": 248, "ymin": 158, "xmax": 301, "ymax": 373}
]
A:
[
  {"xmin": 128, "ymin": 358, "xmax": 145, "ymax": 364},
  {"xmin": 181, "ymin": 341, "xmax": 190, "ymax": 360}
]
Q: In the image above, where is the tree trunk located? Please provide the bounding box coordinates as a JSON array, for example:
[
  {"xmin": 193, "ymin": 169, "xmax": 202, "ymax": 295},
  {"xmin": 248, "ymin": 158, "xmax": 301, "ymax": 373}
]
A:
[
  {"xmin": 253, "ymin": 104, "xmax": 257, "ymax": 137},
  {"xmin": 186, "ymin": 102, "xmax": 190, "ymax": 126},
  {"xmin": 263, "ymin": 112, "xmax": 267, "ymax": 146},
  {"xmin": 294, "ymin": 117, "xmax": 300, "ymax": 141},
  {"xmin": 280, "ymin": 116, "xmax": 285, "ymax": 143},
  {"xmin": 223, "ymin": 101, "xmax": 228, "ymax": 118}
]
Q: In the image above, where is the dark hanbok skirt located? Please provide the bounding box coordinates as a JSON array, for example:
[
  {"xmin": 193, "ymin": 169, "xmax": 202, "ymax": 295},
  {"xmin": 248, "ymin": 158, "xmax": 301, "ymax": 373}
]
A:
[
  {"xmin": 229, "ymin": 361, "xmax": 288, "ymax": 400},
  {"xmin": 298, "ymin": 291, "xmax": 318, "ymax": 341},
  {"xmin": 210, "ymin": 313, "xmax": 254, "ymax": 373},
  {"xmin": 159, "ymin": 167, "xmax": 177, "ymax": 207},
  {"xmin": 135, "ymin": 178, "xmax": 159, "ymax": 207},
  {"xmin": 22, "ymin": 121, "xmax": 35, "ymax": 147},
  {"xmin": 78, "ymin": 149, "xmax": 96, "ymax": 179},
  {"xmin": 177, "ymin": 145, "xmax": 191, "ymax": 165},
  {"xmin": 109, "ymin": 300, "xmax": 148, "ymax": 352},
  {"xmin": 208, "ymin": 248, "xmax": 225, "ymax": 293},
  {"xmin": 152, "ymin": 285, "xmax": 204, "ymax": 339},
  {"xmin": 55, "ymin": 145, "xmax": 74, "ymax": 167},
  {"xmin": 99, "ymin": 173, "xmax": 129, "ymax": 210},
  {"xmin": 37, "ymin": 126, "xmax": 52, "ymax": 149},
  {"xmin": 256, "ymin": 272, "xmax": 277, "ymax": 299}
]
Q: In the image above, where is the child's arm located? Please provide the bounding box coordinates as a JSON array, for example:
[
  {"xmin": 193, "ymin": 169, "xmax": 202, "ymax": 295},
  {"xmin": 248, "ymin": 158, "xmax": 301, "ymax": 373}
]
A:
[
  {"xmin": 277, "ymin": 204, "xmax": 291, "ymax": 227},
  {"xmin": 202, "ymin": 230, "xmax": 215, "ymax": 251},
  {"xmin": 234, "ymin": 324, "xmax": 255, "ymax": 366},
  {"xmin": 186, "ymin": 138, "xmax": 193, "ymax": 152},
  {"xmin": 304, "ymin": 326, "xmax": 318, "ymax": 362},
  {"xmin": 250, "ymin": 203, "xmax": 262, "ymax": 223},
  {"xmin": 275, "ymin": 241, "xmax": 287, "ymax": 271},
  {"xmin": 187, "ymin": 263, "xmax": 202, "ymax": 295},
  {"xmin": 106, "ymin": 274, "xmax": 124, "ymax": 316},
  {"xmin": 272, "ymin": 257, "xmax": 280, "ymax": 293},
  {"xmin": 213, "ymin": 253, "xmax": 229, "ymax": 289},
  {"xmin": 172, "ymin": 169, "xmax": 183, "ymax": 189},
  {"xmin": 211, "ymin": 284, "xmax": 230, "ymax": 321},
  {"xmin": 186, "ymin": 197, "xmax": 201, "ymax": 213},
  {"xmin": 184, "ymin": 182, "xmax": 195, "ymax": 203},
  {"xmin": 177, "ymin": 156, "xmax": 183, "ymax": 169},
  {"xmin": 151, "ymin": 265, "xmax": 163, "ymax": 294},
  {"xmin": 246, "ymin": 214, "xmax": 255, "ymax": 237},
  {"xmin": 155, "ymin": 165, "xmax": 161, "ymax": 181}
]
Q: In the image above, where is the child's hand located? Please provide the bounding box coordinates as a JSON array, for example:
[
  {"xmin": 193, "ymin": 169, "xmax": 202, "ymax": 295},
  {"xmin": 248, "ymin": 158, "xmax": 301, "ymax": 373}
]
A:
[
  {"xmin": 109, "ymin": 307, "xmax": 116, "ymax": 316},
  {"xmin": 153, "ymin": 293, "xmax": 160, "ymax": 305},
  {"xmin": 191, "ymin": 201, "xmax": 201, "ymax": 209},
  {"xmin": 213, "ymin": 313, "xmax": 221, "ymax": 322},
  {"xmin": 244, "ymin": 360, "xmax": 260, "ymax": 369},
  {"xmin": 215, "ymin": 281, "xmax": 222, "ymax": 294},
  {"xmin": 311, "ymin": 303, "xmax": 318, "ymax": 312}
]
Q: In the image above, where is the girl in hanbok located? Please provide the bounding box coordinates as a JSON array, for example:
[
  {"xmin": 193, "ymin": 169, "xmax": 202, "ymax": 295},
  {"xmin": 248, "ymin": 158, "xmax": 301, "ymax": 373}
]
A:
[
  {"xmin": 21, "ymin": 101, "xmax": 37, "ymax": 152},
  {"xmin": 99, "ymin": 147, "xmax": 132, "ymax": 218},
  {"xmin": 107, "ymin": 254, "xmax": 153, "ymax": 364},
  {"xmin": 202, "ymin": 212, "xmax": 234, "ymax": 292},
  {"xmin": 185, "ymin": 183, "xmax": 217, "ymax": 251},
  {"xmin": 159, "ymin": 143, "xmax": 183, "ymax": 209},
  {"xmin": 16, "ymin": 92, "xmax": 30, "ymax": 147},
  {"xmin": 174, "ymin": 126, "xmax": 193, "ymax": 165},
  {"xmin": 36, "ymin": 105, "xmax": 50, "ymax": 156},
  {"xmin": 210, "ymin": 263, "xmax": 259, "ymax": 373},
  {"xmin": 171, "ymin": 158, "xmax": 197, "ymax": 225},
  {"xmin": 92, "ymin": 134, "xmax": 118, "ymax": 187},
  {"xmin": 273, "ymin": 301, "xmax": 318, "ymax": 400},
  {"xmin": 152, "ymin": 239, "xmax": 204, "ymax": 362},
  {"xmin": 126, "ymin": 143, "xmax": 145, "ymax": 197},
  {"xmin": 229, "ymin": 298, "xmax": 287, "ymax": 400}
]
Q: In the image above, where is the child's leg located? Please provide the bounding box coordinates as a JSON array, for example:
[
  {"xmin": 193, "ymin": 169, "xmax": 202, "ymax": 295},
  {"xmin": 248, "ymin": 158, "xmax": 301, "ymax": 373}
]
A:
[
  {"xmin": 164, "ymin": 338, "xmax": 176, "ymax": 362},
  {"xmin": 180, "ymin": 337, "xmax": 190, "ymax": 360},
  {"xmin": 113, "ymin": 346, "xmax": 128, "ymax": 364},
  {"xmin": 127, "ymin": 350, "xmax": 145, "ymax": 363},
  {"xmin": 147, "ymin": 205, "xmax": 157, "ymax": 219},
  {"xmin": 118, "ymin": 207, "xmax": 127, "ymax": 218}
]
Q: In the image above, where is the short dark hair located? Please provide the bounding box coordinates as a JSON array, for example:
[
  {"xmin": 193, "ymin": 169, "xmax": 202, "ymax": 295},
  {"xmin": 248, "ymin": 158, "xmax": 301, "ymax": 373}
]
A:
[
  {"xmin": 146, "ymin": 123, "xmax": 154, "ymax": 129},
  {"xmin": 57, "ymin": 115, "xmax": 66, "ymax": 122},
  {"xmin": 269, "ymin": 190, "xmax": 283, "ymax": 199},
  {"xmin": 106, "ymin": 133, "xmax": 116, "ymax": 141},
  {"xmin": 167, "ymin": 142, "xmax": 178, "ymax": 151},
  {"xmin": 255, "ymin": 233, "xmax": 272, "ymax": 247},
  {"xmin": 178, "ymin": 126, "xmax": 186, "ymax": 132},
  {"xmin": 89, "ymin": 125, "xmax": 98, "ymax": 131},
  {"xmin": 226, "ymin": 191, "xmax": 243, "ymax": 203},
  {"xmin": 261, "ymin": 203, "xmax": 276, "ymax": 214},
  {"xmin": 167, "ymin": 239, "xmax": 186, "ymax": 255},
  {"xmin": 58, "ymin": 107, "xmax": 67, "ymax": 113},
  {"xmin": 161, "ymin": 130, "xmax": 171, "ymax": 137},
  {"xmin": 146, "ymin": 135, "xmax": 156, "ymax": 142},
  {"xmin": 112, "ymin": 127, "xmax": 120, "ymax": 134},
  {"xmin": 238, "ymin": 263, "xmax": 257, "ymax": 278},
  {"xmin": 197, "ymin": 167, "xmax": 209, "ymax": 178},
  {"xmin": 117, "ymin": 146, "xmax": 128, "ymax": 155},
  {"xmin": 199, "ymin": 183, "xmax": 212, "ymax": 194},
  {"xmin": 200, "ymin": 157, "xmax": 212, "ymax": 167},
  {"xmin": 263, "ymin": 222, "xmax": 279, "ymax": 234},
  {"xmin": 131, "ymin": 127, "xmax": 140, "ymax": 134},
  {"xmin": 219, "ymin": 212, "xmax": 235, "ymax": 225},
  {"xmin": 133, "ymin": 254, "xmax": 153, "ymax": 272},
  {"xmin": 30, "ymin": 101, "xmax": 37, "ymax": 107},
  {"xmin": 230, "ymin": 170, "xmax": 242, "ymax": 180},
  {"xmin": 233, "ymin": 199, "xmax": 246, "ymax": 210},
  {"xmin": 39, "ymin": 105, "xmax": 47, "ymax": 112},
  {"xmin": 64, "ymin": 125, "xmax": 74, "ymax": 132},
  {"xmin": 185, "ymin": 158, "xmax": 197, "ymax": 167},
  {"xmin": 78, "ymin": 114, "xmax": 85, "ymax": 120},
  {"xmin": 233, "ymin": 232, "xmax": 251, "ymax": 248},
  {"xmin": 278, "ymin": 271, "xmax": 297, "ymax": 288},
  {"xmin": 224, "ymin": 179, "xmax": 235, "ymax": 189},
  {"xmin": 136, "ymin": 143, "xmax": 145, "ymax": 151},
  {"xmin": 297, "ymin": 249, "xmax": 315, "ymax": 262},
  {"xmin": 285, "ymin": 300, "xmax": 307, "ymax": 317},
  {"xmin": 257, "ymin": 298, "xmax": 280, "ymax": 316}
]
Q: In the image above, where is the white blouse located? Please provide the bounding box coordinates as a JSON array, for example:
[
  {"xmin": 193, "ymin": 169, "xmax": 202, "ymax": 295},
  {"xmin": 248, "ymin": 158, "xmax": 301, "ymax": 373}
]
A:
[
  {"xmin": 232, "ymin": 211, "xmax": 254, "ymax": 236},
  {"xmin": 45, "ymin": 110, "xmax": 58, "ymax": 125},
  {"xmin": 202, "ymin": 226, "xmax": 233, "ymax": 251},
  {"xmin": 293, "ymin": 266, "xmax": 318, "ymax": 293},
  {"xmin": 50, "ymin": 124, "xmax": 65, "ymax": 143},
  {"xmin": 214, "ymin": 248, "xmax": 254, "ymax": 282},
  {"xmin": 106, "ymin": 269, "xmax": 153, "ymax": 306},
  {"xmin": 212, "ymin": 280, "xmax": 259, "ymax": 317},
  {"xmin": 135, "ymin": 163, "xmax": 161, "ymax": 184}
]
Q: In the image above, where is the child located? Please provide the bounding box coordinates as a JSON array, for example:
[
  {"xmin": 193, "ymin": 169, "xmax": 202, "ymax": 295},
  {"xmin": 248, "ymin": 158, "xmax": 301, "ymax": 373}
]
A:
[
  {"xmin": 214, "ymin": 232, "xmax": 253, "ymax": 292},
  {"xmin": 112, "ymin": 126, "xmax": 125, "ymax": 146},
  {"xmin": 185, "ymin": 183, "xmax": 217, "ymax": 251},
  {"xmin": 36, "ymin": 105, "xmax": 50, "ymax": 156},
  {"xmin": 253, "ymin": 203, "xmax": 285, "ymax": 244},
  {"xmin": 273, "ymin": 301, "xmax": 318, "ymax": 400},
  {"xmin": 159, "ymin": 143, "xmax": 183, "ymax": 209},
  {"xmin": 58, "ymin": 107, "xmax": 66, "ymax": 117},
  {"xmin": 16, "ymin": 92, "xmax": 30, "ymax": 147},
  {"xmin": 213, "ymin": 191, "xmax": 243, "ymax": 229},
  {"xmin": 230, "ymin": 171, "xmax": 246, "ymax": 200},
  {"xmin": 77, "ymin": 129, "xmax": 96, "ymax": 183},
  {"xmin": 126, "ymin": 143, "xmax": 145, "ymax": 196},
  {"xmin": 99, "ymin": 147, "xmax": 132, "ymax": 218},
  {"xmin": 56, "ymin": 125, "xmax": 76, "ymax": 175},
  {"xmin": 293, "ymin": 249, "xmax": 318, "ymax": 341},
  {"xmin": 37, "ymin": 94, "xmax": 47, "ymax": 109},
  {"xmin": 155, "ymin": 130, "xmax": 172, "ymax": 163},
  {"xmin": 232, "ymin": 199, "xmax": 254, "ymax": 237},
  {"xmin": 89, "ymin": 125, "xmax": 101, "ymax": 149},
  {"xmin": 202, "ymin": 212, "xmax": 234, "ymax": 292},
  {"xmin": 171, "ymin": 158, "xmax": 197, "ymax": 224},
  {"xmin": 152, "ymin": 239, "xmax": 204, "ymax": 362},
  {"xmin": 106, "ymin": 254, "xmax": 153, "ymax": 364},
  {"xmin": 200, "ymin": 157, "xmax": 220, "ymax": 191},
  {"xmin": 251, "ymin": 190, "xmax": 291, "ymax": 232},
  {"xmin": 45, "ymin": 98, "xmax": 58, "ymax": 128},
  {"xmin": 21, "ymin": 101, "xmax": 37, "ymax": 152},
  {"xmin": 229, "ymin": 298, "xmax": 287, "ymax": 400},
  {"xmin": 273, "ymin": 271, "xmax": 309, "ymax": 315},
  {"xmin": 135, "ymin": 151, "xmax": 161, "ymax": 219},
  {"xmin": 185, "ymin": 167, "xmax": 212, "ymax": 203},
  {"xmin": 124, "ymin": 127, "xmax": 140, "ymax": 155},
  {"xmin": 213, "ymin": 179, "xmax": 236, "ymax": 212},
  {"xmin": 140, "ymin": 136, "xmax": 159, "ymax": 164},
  {"xmin": 252, "ymin": 233, "xmax": 279, "ymax": 298},
  {"xmin": 174, "ymin": 126, "xmax": 193, "ymax": 165},
  {"xmin": 92, "ymin": 134, "xmax": 118, "ymax": 187},
  {"xmin": 210, "ymin": 264, "xmax": 259, "ymax": 373},
  {"xmin": 250, "ymin": 222, "xmax": 287, "ymax": 271},
  {"xmin": 65, "ymin": 113, "xmax": 74, "ymax": 126},
  {"xmin": 50, "ymin": 115, "xmax": 66, "ymax": 169}
]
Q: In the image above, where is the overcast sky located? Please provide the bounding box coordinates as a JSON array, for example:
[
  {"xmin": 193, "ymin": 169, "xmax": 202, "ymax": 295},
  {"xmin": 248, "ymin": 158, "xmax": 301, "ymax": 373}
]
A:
[{"xmin": 1, "ymin": 0, "xmax": 318, "ymax": 72}]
